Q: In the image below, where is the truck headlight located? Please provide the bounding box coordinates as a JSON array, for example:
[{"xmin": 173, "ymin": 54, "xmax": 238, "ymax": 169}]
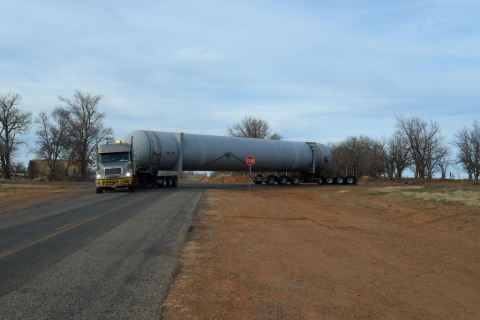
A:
[
  {"xmin": 126, "ymin": 172, "xmax": 132, "ymax": 177},
  {"xmin": 96, "ymin": 174, "xmax": 103, "ymax": 179}
]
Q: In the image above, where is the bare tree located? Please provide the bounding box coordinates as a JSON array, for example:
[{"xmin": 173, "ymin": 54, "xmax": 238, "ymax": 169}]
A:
[
  {"xmin": 437, "ymin": 156, "xmax": 452, "ymax": 179},
  {"xmin": 384, "ymin": 132, "xmax": 411, "ymax": 179},
  {"xmin": 0, "ymin": 92, "xmax": 32, "ymax": 179},
  {"xmin": 34, "ymin": 108, "xmax": 71, "ymax": 179},
  {"xmin": 454, "ymin": 121, "xmax": 480, "ymax": 180},
  {"xmin": 327, "ymin": 135, "xmax": 385, "ymax": 178},
  {"xmin": 228, "ymin": 116, "xmax": 282, "ymax": 140},
  {"xmin": 395, "ymin": 116, "xmax": 447, "ymax": 179},
  {"xmin": 425, "ymin": 143, "xmax": 449, "ymax": 179},
  {"xmin": 58, "ymin": 90, "xmax": 113, "ymax": 179}
]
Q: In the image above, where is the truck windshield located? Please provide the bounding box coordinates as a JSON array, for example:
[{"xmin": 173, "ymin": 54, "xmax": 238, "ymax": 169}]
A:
[{"xmin": 99, "ymin": 152, "xmax": 130, "ymax": 163}]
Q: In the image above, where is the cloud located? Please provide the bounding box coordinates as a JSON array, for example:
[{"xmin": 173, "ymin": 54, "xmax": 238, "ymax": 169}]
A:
[{"xmin": 1, "ymin": 0, "xmax": 479, "ymax": 166}]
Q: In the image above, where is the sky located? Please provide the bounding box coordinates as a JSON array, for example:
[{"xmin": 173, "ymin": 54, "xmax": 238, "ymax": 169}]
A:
[{"xmin": 1, "ymin": 0, "xmax": 479, "ymax": 173}]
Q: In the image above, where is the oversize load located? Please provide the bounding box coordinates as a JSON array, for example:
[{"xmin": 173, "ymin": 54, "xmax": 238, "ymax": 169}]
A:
[{"xmin": 99, "ymin": 178, "xmax": 132, "ymax": 186}]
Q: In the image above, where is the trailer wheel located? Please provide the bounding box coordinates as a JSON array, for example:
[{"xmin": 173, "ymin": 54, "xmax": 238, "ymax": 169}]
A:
[
  {"xmin": 317, "ymin": 177, "xmax": 324, "ymax": 185},
  {"xmin": 335, "ymin": 176, "xmax": 344, "ymax": 184},
  {"xmin": 266, "ymin": 175, "xmax": 276, "ymax": 185},
  {"xmin": 96, "ymin": 187, "xmax": 103, "ymax": 194},
  {"xmin": 157, "ymin": 177, "xmax": 166, "ymax": 188},
  {"xmin": 172, "ymin": 176, "xmax": 178, "ymax": 188},
  {"xmin": 326, "ymin": 176, "xmax": 334, "ymax": 185},
  {"xmin": 290, "ymin": 176, "xmax": 300, "ymax": 185},
  {"xmin": 279, "ymin": 175, "xmax": 288, "ymax": 185},
  {"xmin": 346, "ymin": 176, "xmax": 356, "ymax": 185}
]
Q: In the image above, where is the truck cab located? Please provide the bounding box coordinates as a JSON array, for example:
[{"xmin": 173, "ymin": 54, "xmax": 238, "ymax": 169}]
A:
[{"xmin": 95, "ymin": 140, "xmax": 136, "ymax": 193}]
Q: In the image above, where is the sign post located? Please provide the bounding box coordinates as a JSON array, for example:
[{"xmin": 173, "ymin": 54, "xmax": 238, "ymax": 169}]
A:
[{"xmin": 246, "ymin": 156, "xmax": 255, "ymax": 190}]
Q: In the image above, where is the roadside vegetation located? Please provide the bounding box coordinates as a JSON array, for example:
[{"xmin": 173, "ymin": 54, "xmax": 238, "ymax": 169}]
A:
[{"xmin": 368, "ymin": 185, "xmax": 480, "ymax": 208}]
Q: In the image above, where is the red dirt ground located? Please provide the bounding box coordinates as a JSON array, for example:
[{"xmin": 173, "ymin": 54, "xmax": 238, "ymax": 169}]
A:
[{"xmin": 162, "ymin": 185, "xmax": 480, "ymax": 319}]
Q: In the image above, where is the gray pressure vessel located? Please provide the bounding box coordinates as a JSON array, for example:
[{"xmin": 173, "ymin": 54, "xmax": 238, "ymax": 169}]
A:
[{"xmin": 125, "ymin": 130, "xmax": 332, "ymax": 173}]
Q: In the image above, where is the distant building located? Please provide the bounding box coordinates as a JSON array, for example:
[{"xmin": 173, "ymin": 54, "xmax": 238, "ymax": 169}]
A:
[{"xmin": 27, "ymin": 160, "xmax": 80, "ymax": 179}]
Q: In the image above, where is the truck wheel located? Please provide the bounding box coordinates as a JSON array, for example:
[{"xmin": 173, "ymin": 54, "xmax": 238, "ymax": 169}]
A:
[
  {"xmin": 128, "ymin": 186, "xmax": 136, "ymax": 192},
  {"xmin": 317, "ymin": 177, "xmax": 324, "ymax": 185},
  {"xmin": 166, "ymin": 176, "xmax": 172, "ymax": 187},
  {"xmin": 156, "ymin": 178, "xmax": 165, "ymax": 188},
  {"xmin": 96, "ymin": 187, "xmax": 103, "ymax": 194},
  {"xmin": 290, "ymin": 176, "xmax": 300, "ymax": 185},
  {"xmin": 172, "ymin": 176, "xmax": 178, "ymax": 188},
  {"xmin": 254, "ymin": 181, "xmax": 263, "ymax": 185},
  {"xmin": 335, "ymin": 176, "xmax": 344, "ymax": 184},
  {"xmin": 346, "ymin": 176, "xmax": 356, "ymax": 185},
  {"xmin": 279, "ymin": 175, "xmax": 288, "ymax": 185},
  {"xmin": 326, "ymin": 176, "xmax": 334, "ymax": 185},
  {"xmin": 266, "ymin": 175, "xmax": 276, "ymax": 185}
]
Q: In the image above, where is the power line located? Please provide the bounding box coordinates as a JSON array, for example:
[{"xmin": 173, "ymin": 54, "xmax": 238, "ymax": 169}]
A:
[
  {"xmin": 19, "ymin": 94, "xmax": 480, "ymax": 98},
  {"xmin": 2, "ymin": 79, "xmax": 480, "ymax": 84}
]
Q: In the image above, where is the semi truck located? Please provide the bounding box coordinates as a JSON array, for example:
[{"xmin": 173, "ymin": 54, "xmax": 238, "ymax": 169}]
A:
[{"xmin": 95, "ymin": 129, "xmax": 356, "ymax": 193}]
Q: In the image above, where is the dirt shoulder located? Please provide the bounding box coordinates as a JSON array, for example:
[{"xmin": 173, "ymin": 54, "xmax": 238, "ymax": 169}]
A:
[
  {"xmin": 0, "ymin": 183, "xmax": 91, "ymax": 215},
  {"xmin": 162, "ymin": 185, "xmax": 480, "ymax": 319}
]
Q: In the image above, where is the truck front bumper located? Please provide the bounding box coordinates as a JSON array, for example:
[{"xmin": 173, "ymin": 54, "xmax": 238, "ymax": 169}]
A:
[{"xmin": 96, "ymin": 178, "xmax": 133, "ymax": 189}]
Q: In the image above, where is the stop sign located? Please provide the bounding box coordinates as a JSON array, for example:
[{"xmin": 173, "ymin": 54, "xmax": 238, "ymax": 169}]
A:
[{"xmin": 246, "ymin": 156, "xmax": 255, "ymax": 166}]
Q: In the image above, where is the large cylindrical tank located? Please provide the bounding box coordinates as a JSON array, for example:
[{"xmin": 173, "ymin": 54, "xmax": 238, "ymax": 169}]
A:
[
  {"xmin": 124, "ymin": 130, "xmax": 332, "ymax": 173},
  {"xmin": 126, "ymin": 130, "xmax": 180, "ymax": 171}
]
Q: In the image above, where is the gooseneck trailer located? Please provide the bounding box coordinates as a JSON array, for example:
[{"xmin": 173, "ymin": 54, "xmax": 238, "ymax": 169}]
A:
[{"xmin": 94, "ymin": 130, "xmax": 356, "ymax": 193}]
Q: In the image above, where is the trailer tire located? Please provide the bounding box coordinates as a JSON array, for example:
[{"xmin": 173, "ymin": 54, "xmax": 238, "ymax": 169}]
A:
[
  {"xmin": 346, "ymin": 176, "xmax": 356, "ymax": 185},
  {"xmin": 266, "ymin": 175, "xmax": 276, "ymax": 185},
  {"xmin": 157, "ymin": 178, "xmax": 166, "ymax": 188},
  {"xmin": 326, "ymin": 176, "xmax": 334, "ymax": 185},
  {"xmin": 96, "ymin": 187, "xmax": 103, "ymax": 194},
  {"xmin": 172, "ymin": 176, "xmax": 178, "ymax": 188},
  {"xmin": 335, "ymin": 176, "xmax": 344, "ymax": 184},
  {"xmin": 279, "ymin": 175, "xmax": 288, "ymax": 185},
  {"xmin": 290, "ymin": 176, "xmax": 300, "ymax": 185}
]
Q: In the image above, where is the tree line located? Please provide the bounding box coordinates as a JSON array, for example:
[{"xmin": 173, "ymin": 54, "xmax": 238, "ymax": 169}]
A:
[
  {"xmin": 0, "ymin": 90, "xmax": 112, "ymax": 179},
  {"xmin": 227, "ymin": 116, "xmax": 480, "ymax": 181},
  {"xmin": 1, "ymin": 91, "xmax": 479, "ymax": 181},
  {"xmin": 325, "ymin": 116, "xmax": 480, "ymax": 181}
]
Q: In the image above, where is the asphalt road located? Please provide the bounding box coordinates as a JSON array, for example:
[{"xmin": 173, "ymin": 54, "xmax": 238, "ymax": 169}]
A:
[{"xmin": 0, "ymin": 186, "xmax": 204, "ymax": 319}]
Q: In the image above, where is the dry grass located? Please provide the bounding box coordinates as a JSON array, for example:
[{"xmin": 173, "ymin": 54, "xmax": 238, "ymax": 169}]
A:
[{"xmin": 371, "ymin": 186, "xmax": 480, "ymax": 207}]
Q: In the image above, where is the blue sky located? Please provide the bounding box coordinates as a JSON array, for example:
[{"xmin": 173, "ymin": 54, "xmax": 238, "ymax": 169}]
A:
[{"xmin": 1, "ymin": 0, "xmax": 479, "ymax": 172}]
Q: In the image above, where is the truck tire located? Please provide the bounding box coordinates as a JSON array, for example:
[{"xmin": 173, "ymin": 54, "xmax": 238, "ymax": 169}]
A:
[
  {"xmin": 157, "ymin": 177, "xmax": 166, "ymax": 188},
  {"xmin": 172, "ymin": 176, "xmax": 178, "ymax": 188},
  {"xmin": 335, "ymin": 176, "xmax": 344, "ymax": 184},
  {"xmin": 266, "ymin": 175, "xmax": 276, "ymax": 185},
  {"xmin": 166, "ymin": 176, "xmax": 172, "ymax": 187},
  {"xmin": 279, "ymin": 175, "xmax": 288, "ymax": 185},
  {"xmin": 128, "ymin": 186, "xmax": 136, "ymax": 192},
  {"xmin": 346, "ymin": 176, "xmax": 356, "ymax": 185},
  {"xmin": 290, "ymin": 176, "xmax": 300, "ymax": 185},
  {"xmin": 317, "ymin": 177, "xmax": 324, "ymax": 185},
  {"xmin": 326, "ymin": 176, "xmax": 334, "ymax": 185},
  {"xmin": 96, "ymin": 187, "xmax": 103, "ymax": 194}
]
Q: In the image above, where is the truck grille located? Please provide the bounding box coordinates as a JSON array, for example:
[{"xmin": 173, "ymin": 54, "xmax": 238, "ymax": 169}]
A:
[{"xmin": 105, "ymin": 168, "xmax": 122, "ymax": 175}]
